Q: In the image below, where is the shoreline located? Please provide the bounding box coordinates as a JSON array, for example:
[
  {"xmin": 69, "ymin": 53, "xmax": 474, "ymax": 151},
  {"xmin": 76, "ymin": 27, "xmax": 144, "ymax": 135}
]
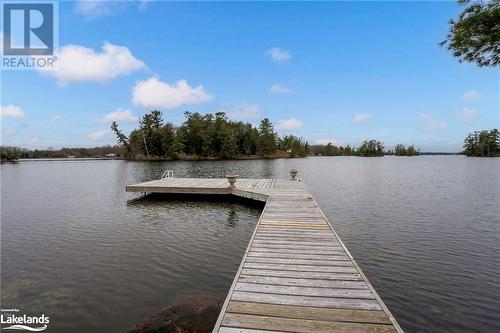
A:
[{"xmin": 2, "ymin": 153, "xmax": 481, "ymax": 164}]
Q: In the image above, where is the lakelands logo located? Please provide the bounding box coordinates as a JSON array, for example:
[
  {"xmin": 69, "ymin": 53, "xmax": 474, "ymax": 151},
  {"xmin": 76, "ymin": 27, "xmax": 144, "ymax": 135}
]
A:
[
  {"xmin": 1, "ymin": 0, "xmax": 58, "ymax": 70},
  {"xmin": 1, "ymin": 309, "xmax": 49, "ymax": 331}
]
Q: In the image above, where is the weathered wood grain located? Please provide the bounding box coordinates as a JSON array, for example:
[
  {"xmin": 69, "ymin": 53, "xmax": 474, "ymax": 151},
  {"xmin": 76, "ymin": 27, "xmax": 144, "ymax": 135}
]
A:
[
  {"xmin": 221, "ymin": 313, "xmax": 395, "ymax": 333},
  {"xmin": 238, "ymin": 275, "xmax": 368, "ymax": 289},
  {"xmin": 230, "ymin": 292, "xmax": 382, "ymax": 310},
  {"xmin": 126, "ymin": 177, "xmax": 403, "ymax": 333},
  {"xmin": 226, "ymin": 301, "xmax": 392, "ymax": 324}
]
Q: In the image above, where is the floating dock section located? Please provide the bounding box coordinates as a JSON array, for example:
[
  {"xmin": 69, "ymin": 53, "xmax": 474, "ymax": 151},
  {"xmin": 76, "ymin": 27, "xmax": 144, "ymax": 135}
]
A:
[{"xmin": 127, "ymin": 175, "xmax": 403, "ymax": 333}]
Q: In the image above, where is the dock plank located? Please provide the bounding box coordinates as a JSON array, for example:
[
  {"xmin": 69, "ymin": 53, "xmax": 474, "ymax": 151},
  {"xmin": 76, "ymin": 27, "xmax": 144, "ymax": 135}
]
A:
[
  {"xmin": 221, "ymin": 313, "xmax": 395, "ymax": 333},
  {"xmin": 125, "ymin": 177, "xmax": 403, "ymax": 332},
  {"xmin": 227, "ymin": 301, "xmax": 392, "ymax": 324}
]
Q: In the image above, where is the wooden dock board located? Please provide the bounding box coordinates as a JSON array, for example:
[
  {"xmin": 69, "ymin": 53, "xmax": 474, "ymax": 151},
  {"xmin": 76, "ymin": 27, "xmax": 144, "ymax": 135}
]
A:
[{"xmin": 126, "ymin": 177, "xmax": 403, "ymax": 332}]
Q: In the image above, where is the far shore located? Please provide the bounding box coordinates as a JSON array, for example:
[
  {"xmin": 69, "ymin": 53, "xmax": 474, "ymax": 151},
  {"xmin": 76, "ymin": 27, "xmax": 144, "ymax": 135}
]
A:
[{"xmin": 1, "ymin": 152, "xmax": 467, "ymax": 164}]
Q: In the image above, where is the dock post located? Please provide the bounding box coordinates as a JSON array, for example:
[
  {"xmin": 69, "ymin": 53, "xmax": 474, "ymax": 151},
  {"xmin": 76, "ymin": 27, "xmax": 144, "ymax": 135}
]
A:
[
  {"xmin": 289, "ymin": 168, "xmax": 298, "ymax": 180},
  {"xmin": 226, "ymin": 174, "xmax": 238, "ymax": 188}
]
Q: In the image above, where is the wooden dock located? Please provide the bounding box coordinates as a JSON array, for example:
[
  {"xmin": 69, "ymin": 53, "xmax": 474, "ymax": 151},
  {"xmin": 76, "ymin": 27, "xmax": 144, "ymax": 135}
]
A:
[{"xmin": 127, "ymin": 175, "xmax": 403, "ymax": 333}]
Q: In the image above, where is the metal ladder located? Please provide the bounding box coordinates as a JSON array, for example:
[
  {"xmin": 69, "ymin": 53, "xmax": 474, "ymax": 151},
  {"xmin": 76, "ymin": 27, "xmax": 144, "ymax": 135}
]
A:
[{"xmin": 161, "ymin": 170, "xmax": 174, "ymax": 179}]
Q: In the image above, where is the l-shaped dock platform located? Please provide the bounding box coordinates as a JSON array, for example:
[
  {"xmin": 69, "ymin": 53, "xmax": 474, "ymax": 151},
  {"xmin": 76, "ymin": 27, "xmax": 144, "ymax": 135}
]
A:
[{"xmin": 127, "ymin": 176, "xmax": 403, "ymax": 333}]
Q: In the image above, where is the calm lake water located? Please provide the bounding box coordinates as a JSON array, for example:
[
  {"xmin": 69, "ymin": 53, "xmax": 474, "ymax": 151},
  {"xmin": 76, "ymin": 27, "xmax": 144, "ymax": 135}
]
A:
[{"xmin": 1, "ymin": 156, "xmax": 499, "ymax": 332}]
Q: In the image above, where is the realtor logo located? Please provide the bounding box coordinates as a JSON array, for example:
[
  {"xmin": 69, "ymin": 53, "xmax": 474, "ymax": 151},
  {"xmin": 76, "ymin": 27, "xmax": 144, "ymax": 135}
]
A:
[
  {"xmin": 2, "ymin": 1, "xmax": 58, "ymax": 69},
  {"xmin": 3, "ymin": 2, "xmax": 54, "ymax": 55}
]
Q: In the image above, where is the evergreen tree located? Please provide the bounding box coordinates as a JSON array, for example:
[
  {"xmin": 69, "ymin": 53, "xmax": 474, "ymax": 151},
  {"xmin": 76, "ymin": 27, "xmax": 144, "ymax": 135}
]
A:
[
  {"xmin": 440, "ymin": 0, "xmax": 500, "ymax": 67},
  {"xmin": 257, "ymin": 118, "xmax": 278, "ymax": 157},
  {"xmin": 463, "ymin": 129, "xmax": 500, "ymax": 156}
]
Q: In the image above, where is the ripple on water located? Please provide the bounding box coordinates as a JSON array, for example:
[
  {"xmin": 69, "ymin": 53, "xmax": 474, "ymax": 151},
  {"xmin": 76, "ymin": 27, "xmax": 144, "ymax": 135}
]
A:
[{"xmin": 1, "ymin": 157, "xmax": 499, "ymax": 332}]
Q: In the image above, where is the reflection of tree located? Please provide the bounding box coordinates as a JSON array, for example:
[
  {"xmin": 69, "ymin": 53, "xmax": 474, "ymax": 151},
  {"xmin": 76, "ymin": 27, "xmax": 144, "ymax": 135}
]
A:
[{"xmin": 227, "ymin": 209, "xmax": 238, "ymax": 227}]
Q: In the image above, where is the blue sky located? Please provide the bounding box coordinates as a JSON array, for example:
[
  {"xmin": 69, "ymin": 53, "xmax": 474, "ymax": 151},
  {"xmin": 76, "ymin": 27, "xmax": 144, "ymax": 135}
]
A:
[{"xmin": 1, "ymin": 1, "xmax": 498, "ymax": 152}]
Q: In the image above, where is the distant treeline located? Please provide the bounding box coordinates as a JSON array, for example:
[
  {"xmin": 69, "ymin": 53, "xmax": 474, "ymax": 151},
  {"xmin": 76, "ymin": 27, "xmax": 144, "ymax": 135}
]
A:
[
  {"xmin": 310, "ymin": 141, "xmax": 419, "ymax": 157},
  {"xmin": 111, "ymin": 110, "xmax": 309, "ymax": 160},
  {"xmin": 0, "ymin": 145, "xmax": 124, "ymax": 161},
  {"xmin": 3, "ymin": 122, "xmax": 497, "ymax": 162}
]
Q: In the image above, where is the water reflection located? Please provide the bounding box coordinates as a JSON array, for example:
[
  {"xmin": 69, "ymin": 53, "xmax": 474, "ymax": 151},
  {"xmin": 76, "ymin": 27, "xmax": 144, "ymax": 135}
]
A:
[
  {"xmin": 1, "ymin": 157, "xmax": 499, "ymax": 333},
  {"xmin": 1, "ymin": 161, "xmax": 262, "ymax": 333},
  {"xmin": 227, "ymin": 209, "xmax": 238, "ymax": 227}
]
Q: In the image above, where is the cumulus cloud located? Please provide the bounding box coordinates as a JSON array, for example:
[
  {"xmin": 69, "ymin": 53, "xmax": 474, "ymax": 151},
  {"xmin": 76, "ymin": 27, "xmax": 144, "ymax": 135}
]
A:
[
  {"xmin": 267, "ymin": 47, "xmax": 291, "ymax": 62},
  {"xmin": 88, "ymin": 130, "xmax": 109, "ymax": 141},
  {"xmin": 75, "ymin": 0, "xmax": 112, "ymax": 17},
  {"xmin": 40, "ymin": 43, "xmax": 146, "ymax": 84},
  {"xmin": 1, "ymin": 105, "xmax": 25, "ymax": 118},
  {"xmin": 132, "ymin": 77, "xmax": 212, "ymax": 109},
  {"xmin": 269, "ymin": 85, "xmax": 292, "ymax": 94},
  {"xmin": 75, "ymin": 1, "xmax": 147, "ymax": 18},
  {"xmin": 50, "ymin": 115, "xmax": 61, "ymax": 122},
  {"xmin": 277, "ymin": 118, "xmax": 302, "ymax": 130},
  {"xmin": 227, "ymin": 105, "xmax": 261, "ymax": 121},
  {"xmin": 455, "ymin": 107, "xmax": 476, "ymax": 122},
  {"xmin": 353, "ymin": 113, "xmax": 372, "ymax": 124},
  {"xmin": 460, "ymin": 90, "xmax": 484, "ymax": 102},
  {"xmin": 1, "ymin": 128, "xmax": 15, "ymax": 137},
  {"xmin": 101, "ymin": 108, "xmax": 138, "ymax": 123},
  {"xmin": 315, "ymin": 138, "xmax": 344, "ymax": 146},
  {"xmin": 419, "ymin": 113, "xmax": 448, "ymax": 132},
  {"xmin": 74, "ymin": 0, "xmax": 131, "ymax": 18}
]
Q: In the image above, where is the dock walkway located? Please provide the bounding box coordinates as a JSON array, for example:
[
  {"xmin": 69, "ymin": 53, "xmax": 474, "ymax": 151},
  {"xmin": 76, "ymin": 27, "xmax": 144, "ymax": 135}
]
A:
[{"xmin": 127, "ymin": 176, "xmax": 403, "ymax": 333}]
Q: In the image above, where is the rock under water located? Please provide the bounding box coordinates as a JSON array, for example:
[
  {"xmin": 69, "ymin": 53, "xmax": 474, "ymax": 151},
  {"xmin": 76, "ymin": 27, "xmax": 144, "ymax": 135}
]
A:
[{"xmin": 126, "ymin": 295, "xmax": 222, "ymax": 333}]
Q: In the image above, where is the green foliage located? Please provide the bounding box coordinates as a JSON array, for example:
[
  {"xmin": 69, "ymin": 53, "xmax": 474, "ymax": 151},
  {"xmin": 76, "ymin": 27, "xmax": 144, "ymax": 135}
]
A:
[
  {"xmin": 394, "ymin": 144, "xmax": 407, "ymax": 156},
  {"xmin": 463, "ymin": 128, "xmax": 500, "ymax": 156},
  {"xmin": 0, "ymin": 146, "xmax": 20, "ymax": 161},
  {"xmin": 279, "ymin": 135, "xmax": 309, "ymax": 157},
  {"xmin": 440, "ymin": 0, "xmax": 500, "ymax": 67},
  {"xmin": 309, "ymin": 143, "xmax": 354, "ymax": 156},
  {"xmin": 0, "ymin": 146, "xmax": 124, "ymax": 159},
  {"xmin": 357, "ymin": 140, "xmax": 384, "ymax": 157},
  {"xmin": 394, "ymin": 144, "xmax": 420, "ymax": 156},
  {"xmin": 110, "ymin": 110, "xmax": 307, "ymax": 160},
  {"xmin": 111, "ymin": 121, "xmax": 130, "ymax": 155},
  {"xmin": 406, "ymin": 145, "xmax": 419, "ymax": 156},
  {"xmin": 257, "ymin": 118, "xmax": 278, "ymax": 157}
]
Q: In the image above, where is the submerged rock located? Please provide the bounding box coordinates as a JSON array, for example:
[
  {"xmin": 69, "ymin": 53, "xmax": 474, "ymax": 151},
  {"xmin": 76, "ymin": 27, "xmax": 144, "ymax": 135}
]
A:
[{"xmin": 126, "ymin": 295, "xmax": 222, "ymax": 333}]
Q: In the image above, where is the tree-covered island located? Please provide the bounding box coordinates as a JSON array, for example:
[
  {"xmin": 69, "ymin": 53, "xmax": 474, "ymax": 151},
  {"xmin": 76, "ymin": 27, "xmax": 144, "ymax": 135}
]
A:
[
  {"xmin": 463, "ymin": 129, "xmax": 500, "ymax": 157},
  {"xmin": 111, "ymin": 110, "xmax": 309, "ymax": 160}
]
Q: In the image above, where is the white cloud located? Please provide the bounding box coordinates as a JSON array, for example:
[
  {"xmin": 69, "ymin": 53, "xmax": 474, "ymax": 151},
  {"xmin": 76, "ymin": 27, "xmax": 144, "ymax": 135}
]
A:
[
  {"xmin": 101, "ymin": 108, "xmax": 138, "ymax": 123},
  {"xmin": 419, "ymin": 113, "xmax": 448, "ymax": 132},
  {"xmin": 460, "ymin": 90, "xmax": 484, "ymax": 102},
  {"xmin": 269, "ymin": 84, "xmax": 292, "ymax": 94},
  {"xmin": 353, "ymin": 113, "xmax": 373, "ymax": 124},
  {"xmin": 277, "ymin": 118, "xmax": 302, "ymax": 130},
  {"xmin": 74, "ymin": 0, "xmax": 127, "ymax": 18},
  {"xmin": 315, "ymin": 138, "xmax": 344, "ymax": 146},
  {"xmin": 455, "ymin": 107, "xmax": 476, "ymax": 122},
  {"xmin": 227, "ymin": 105, "xmax": 261, "ymax": 121},
  {"xmin": 267, "ymin": 47, "xmax": 291, "ymax": 62},
  {"xmin": 132, "ymin": 77, "xmax": 212, "ymax": 109},
  {"xmin": 51, "ymin": 115, "xmax": 61, "ymax": 122},
  {"xmin": 88, "ymin": 130, "xmax": 109, "ymax": 141},
  {"xmin": 75, "ymin": 1, "xmax": 110, "ymax": 17},
  {"xmin": 138, "ymin": 0, "xmax": 151, "ymax": 10},
  {"xmin": 1, "ymin": 105, "xmax": 25, "ymax": 118},
  {"xmin": 40, "ymin": 43, "xmax": 146, "ymax": 84},
  {"xmin": 28, "ymin": 137, "xmax": 41, "ymax": 144},
  {"xmin": 1, "ymin": 128, "xmax": 15, "ymax": 137}
]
